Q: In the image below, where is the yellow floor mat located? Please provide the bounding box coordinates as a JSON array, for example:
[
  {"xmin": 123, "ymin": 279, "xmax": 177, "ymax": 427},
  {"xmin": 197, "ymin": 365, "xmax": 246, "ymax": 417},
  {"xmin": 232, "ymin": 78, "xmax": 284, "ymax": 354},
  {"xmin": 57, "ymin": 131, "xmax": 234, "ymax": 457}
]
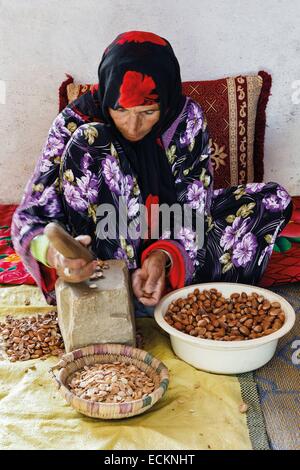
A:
[{"xmin": 0, "ymin": 285, "xmax": 252, "ymax": 450}]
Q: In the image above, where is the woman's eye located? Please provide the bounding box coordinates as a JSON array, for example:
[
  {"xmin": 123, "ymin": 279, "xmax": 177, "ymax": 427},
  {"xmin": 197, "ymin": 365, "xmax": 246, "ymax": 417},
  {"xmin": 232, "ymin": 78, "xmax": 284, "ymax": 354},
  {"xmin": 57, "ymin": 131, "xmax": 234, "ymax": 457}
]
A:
[{"xmin": 144, "ymin": 111, "xmax": 155, "ymax": 115}]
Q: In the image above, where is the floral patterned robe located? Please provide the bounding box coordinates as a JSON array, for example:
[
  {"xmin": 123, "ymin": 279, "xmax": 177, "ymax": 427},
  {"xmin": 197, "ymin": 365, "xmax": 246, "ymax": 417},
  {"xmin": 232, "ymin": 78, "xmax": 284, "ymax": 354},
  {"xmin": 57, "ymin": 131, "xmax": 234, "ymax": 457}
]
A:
[{"xmin": 11, "ymin": 97, "xmax": 292, "ymax": 304}]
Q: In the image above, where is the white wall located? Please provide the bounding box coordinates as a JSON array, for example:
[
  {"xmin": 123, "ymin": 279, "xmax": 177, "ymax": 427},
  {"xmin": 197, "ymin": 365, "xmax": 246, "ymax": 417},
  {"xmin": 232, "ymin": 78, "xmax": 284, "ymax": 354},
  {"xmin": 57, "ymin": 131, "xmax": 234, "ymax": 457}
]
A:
[{"xmin": 0, "ymin": 0, "xmax": 299, "ymax": 203}]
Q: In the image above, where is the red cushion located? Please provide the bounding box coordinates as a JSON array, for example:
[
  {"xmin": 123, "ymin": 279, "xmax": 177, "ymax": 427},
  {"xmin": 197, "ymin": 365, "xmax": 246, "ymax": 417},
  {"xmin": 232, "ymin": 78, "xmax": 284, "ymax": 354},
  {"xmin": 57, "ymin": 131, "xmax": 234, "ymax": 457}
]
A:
[
  {"xmin": 260, "ymin": 196, "xmax": 300, "ymax": 287},
  {"xmin": 182, "ymin": 72, "xmax": 271, "ymax": 188},
  {"xmin": 259, "ymin": 244, "xmax": 300, "ymax": 286}
]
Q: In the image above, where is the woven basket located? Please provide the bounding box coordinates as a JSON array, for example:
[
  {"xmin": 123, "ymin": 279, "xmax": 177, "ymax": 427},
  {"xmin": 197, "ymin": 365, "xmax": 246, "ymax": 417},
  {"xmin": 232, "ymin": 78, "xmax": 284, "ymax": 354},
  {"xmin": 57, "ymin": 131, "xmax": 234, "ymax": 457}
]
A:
[{"xmin": 49, "ymin": 343, "xmax": 169, "ymax": 419}]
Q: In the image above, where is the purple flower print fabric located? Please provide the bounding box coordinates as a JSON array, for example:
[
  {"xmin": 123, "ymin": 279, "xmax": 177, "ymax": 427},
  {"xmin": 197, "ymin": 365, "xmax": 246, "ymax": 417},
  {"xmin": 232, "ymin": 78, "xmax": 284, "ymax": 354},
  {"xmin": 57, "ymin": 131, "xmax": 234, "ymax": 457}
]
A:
[{"xmin": 11, "ymin": 97, "xmax": 292, "ymax": 303}]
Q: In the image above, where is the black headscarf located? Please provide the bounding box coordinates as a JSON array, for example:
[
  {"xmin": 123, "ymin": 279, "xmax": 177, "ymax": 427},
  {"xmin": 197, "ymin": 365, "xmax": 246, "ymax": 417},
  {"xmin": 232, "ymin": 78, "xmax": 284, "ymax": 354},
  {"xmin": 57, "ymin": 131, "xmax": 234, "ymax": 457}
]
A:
[{"xmin": 70, "ymin": 31, "xmax": 186, "ymax": 208}]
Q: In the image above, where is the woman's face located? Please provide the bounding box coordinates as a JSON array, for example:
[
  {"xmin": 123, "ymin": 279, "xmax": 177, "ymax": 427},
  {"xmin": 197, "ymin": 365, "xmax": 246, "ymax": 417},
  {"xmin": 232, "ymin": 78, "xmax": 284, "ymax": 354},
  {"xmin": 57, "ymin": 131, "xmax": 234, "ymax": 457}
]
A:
[{"xmin": 108, "ymin": 103, "xmax": 160, "ymax": 141}]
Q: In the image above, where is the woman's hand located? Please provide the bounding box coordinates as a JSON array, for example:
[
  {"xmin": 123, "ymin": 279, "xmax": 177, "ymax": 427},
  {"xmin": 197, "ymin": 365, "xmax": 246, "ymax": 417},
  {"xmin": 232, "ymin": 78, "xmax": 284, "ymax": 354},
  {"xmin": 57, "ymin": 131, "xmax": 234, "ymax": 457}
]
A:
[
  {"xmin": 131, "ymin": 250, "xmax": 168, "ymax": 306},
  {"xmin": 47, "ymin": 235, "xmax": 98, "ymax": 283}
]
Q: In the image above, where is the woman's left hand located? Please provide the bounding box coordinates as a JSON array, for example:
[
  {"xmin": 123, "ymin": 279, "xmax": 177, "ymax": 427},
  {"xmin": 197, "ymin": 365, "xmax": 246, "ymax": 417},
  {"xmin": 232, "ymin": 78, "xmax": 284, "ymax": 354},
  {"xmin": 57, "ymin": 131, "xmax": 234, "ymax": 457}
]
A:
[{"xmin": 131, "ymin": 251, "xmax": 168, "ymax": 306}]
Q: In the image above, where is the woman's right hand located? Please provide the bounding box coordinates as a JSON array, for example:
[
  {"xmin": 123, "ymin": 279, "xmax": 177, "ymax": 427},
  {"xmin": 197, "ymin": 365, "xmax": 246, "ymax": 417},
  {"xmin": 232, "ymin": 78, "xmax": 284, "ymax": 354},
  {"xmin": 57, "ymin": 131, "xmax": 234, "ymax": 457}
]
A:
[{"xmin": 46, "ymin": 235, "xmax": 98, "ymax": 283}]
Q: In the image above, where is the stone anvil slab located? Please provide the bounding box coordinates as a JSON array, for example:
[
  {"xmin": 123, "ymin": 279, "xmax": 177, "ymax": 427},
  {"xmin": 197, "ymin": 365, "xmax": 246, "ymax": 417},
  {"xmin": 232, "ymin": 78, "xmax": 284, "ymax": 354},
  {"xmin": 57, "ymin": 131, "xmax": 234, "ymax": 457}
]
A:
[{"xmin": 55, "ymin": 260, "xmax": 136, "ymax": 352}]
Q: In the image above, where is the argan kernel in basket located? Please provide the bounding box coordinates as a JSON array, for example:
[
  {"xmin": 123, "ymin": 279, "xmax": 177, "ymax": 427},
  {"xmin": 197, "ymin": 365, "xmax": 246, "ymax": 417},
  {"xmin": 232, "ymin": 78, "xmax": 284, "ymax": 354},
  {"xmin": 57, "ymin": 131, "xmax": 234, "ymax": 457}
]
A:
[{"xmin": 68, "ymin": 362, "xmax": 156, "ymax": 403}]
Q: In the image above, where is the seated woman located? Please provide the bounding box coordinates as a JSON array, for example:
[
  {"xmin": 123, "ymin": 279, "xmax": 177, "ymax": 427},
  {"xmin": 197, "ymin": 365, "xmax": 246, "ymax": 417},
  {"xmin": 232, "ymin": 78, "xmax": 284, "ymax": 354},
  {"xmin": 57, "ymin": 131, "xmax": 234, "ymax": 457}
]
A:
[{"xmin": 12, "ymin": 31, "xmax": 292, "ymax": 315}]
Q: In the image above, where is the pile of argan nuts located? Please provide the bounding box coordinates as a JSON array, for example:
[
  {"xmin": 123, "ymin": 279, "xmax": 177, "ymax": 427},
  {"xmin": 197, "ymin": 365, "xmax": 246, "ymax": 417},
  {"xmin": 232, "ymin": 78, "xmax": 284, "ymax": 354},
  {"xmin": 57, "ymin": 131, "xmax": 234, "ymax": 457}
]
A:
[
  {"xmin": 164, "ymin": 288, "xmax": 285, "ymax": 341},
  {"xmin": 68, "ymin": 362, "xmax": 156, "ymax": 403},
  {"xmin": 0, "ymin": 311, "xmax": 64, "ymax": 362}
]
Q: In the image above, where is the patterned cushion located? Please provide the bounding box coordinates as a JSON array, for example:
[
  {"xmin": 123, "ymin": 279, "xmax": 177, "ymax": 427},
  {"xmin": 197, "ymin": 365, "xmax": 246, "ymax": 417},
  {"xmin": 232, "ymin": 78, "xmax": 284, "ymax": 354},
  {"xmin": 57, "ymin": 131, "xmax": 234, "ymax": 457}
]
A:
[{"xmin": 59, "ymin": 71, "xmax": 271, "ymax": 189}]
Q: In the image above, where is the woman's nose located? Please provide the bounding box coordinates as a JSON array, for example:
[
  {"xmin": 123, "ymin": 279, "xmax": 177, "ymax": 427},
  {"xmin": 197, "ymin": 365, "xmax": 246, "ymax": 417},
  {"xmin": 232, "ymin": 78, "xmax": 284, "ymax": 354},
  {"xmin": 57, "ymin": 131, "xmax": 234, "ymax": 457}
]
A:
[{"xmin": 127, "ymin": 115, "xmax": 140, "ymax": 134}]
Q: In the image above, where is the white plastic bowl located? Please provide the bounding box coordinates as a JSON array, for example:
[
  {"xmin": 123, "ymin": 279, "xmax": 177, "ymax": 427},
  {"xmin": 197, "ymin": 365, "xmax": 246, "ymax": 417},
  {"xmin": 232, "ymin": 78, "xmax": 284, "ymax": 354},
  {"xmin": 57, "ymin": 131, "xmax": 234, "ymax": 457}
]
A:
[{"xmin": 154, "ymin": 282, "xmax": 296, "ymax": 374}]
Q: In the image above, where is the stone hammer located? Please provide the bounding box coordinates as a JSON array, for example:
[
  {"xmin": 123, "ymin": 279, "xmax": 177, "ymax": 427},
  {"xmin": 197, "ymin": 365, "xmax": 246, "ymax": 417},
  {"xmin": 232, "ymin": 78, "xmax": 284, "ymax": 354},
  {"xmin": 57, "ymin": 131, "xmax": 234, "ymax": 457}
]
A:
[{"xmin": 44, "ymin": 223, "xmax": 136, "ymax": 352}]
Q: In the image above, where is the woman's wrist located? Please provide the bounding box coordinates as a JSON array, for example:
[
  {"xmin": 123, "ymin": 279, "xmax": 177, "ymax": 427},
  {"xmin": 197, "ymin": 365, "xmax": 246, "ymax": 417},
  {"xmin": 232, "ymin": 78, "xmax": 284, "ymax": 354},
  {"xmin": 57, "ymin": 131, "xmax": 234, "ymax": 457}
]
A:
[{"xmin": 146, "ymin": 249, "xmax": 173, "ymax": 274}]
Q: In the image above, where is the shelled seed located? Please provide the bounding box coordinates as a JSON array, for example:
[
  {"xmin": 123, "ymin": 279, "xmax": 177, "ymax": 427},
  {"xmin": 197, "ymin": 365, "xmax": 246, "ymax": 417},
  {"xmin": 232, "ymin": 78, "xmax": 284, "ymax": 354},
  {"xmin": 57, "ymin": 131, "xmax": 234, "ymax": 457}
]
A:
[{"xmin": 68, "ymin": 362, "xmax": 156, "ymax": 403}]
